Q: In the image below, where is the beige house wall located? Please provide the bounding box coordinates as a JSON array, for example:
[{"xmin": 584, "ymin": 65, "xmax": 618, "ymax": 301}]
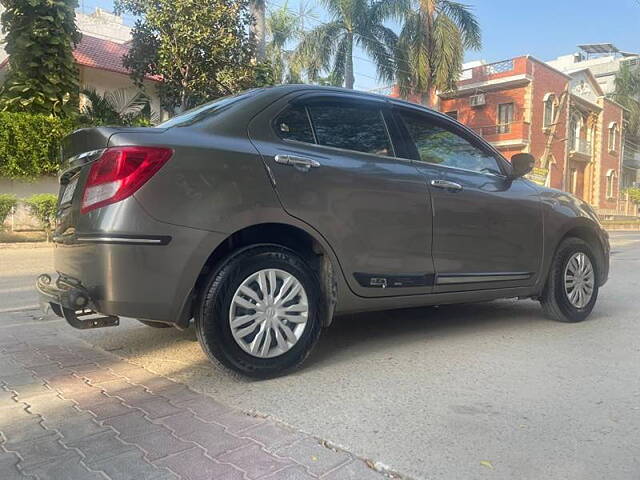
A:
[{"xmin": 0, "ymin": 177, "xmax": 58, "ymax": 230}]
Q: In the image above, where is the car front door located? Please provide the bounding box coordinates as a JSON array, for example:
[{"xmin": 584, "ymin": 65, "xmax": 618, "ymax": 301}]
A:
[
  {"xmin": 394, "ymin": 107, "xmax": 544, "ymax": 292},
  {"xmin": 248, "ymin": 93, "xmax": 435, "ymax": 297}
]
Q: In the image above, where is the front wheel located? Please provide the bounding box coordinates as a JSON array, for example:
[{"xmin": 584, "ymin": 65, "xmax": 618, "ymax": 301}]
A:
[
  {"xmin": 540, "ymin": 237, "xmax": 599, "ymax": 323},
  {"xmin": 195, "ymin": 246, "xmax": 323, "ymax": 378}
]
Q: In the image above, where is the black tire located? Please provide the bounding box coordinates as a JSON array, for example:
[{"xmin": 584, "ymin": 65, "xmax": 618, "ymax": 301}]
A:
[
  {"xmin": 195, "ymin": 245, "xmax": 323, "ymax": 378},
  {"xmin": 540, "ymin": 237, "xmax": 599, "ymax": 323},
  {"xmin": 137, "ymin": 319, "xmax": 172, "ymax": 328}
]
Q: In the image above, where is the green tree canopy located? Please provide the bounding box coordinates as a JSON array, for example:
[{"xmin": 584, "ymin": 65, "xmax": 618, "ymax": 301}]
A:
[
  {"xmin": 611, "ymin": 63, "xmax": 640, "ymax": 137},
  {"xmin": 396, "ymin": 0, "xmax": 481, "ymax": 105},
  {"xmin": 115, "ymin": 0, "xmax": 270, "ymax": 112},
  {"xmin": 0, "ymin": 0, "xmax": 80, "ymax": 116},
  {"xmin": 294, "ymin": 0, "xmax": 399, "ymax": 89}
]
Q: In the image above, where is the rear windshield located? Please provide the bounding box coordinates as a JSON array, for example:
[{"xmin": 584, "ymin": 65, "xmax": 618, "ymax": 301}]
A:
[{"xmin": 156, "ymin": 89, "xmax": 259, "ymax": 128}]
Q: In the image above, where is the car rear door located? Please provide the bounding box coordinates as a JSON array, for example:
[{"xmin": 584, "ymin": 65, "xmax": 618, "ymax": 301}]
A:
[
  {"xmin": 248, "ymin": 92, "xmax": 435, "ymax": 298},
  {"xmin": 393, "ymin": 106, "xmax": 544, "ymax": 292}
]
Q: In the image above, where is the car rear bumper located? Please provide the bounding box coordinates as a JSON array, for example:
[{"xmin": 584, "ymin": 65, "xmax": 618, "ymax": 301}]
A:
[{"xmin": 43, "ymin": 197, "xmax": 227, "ymax": 326}]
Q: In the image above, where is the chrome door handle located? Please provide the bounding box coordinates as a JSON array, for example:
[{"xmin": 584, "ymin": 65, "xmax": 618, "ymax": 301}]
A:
[
  {"xmin": 274, "ymin": 154, "xmax": 321, "ymax": 170},
  {"xmin": 430, "ymin": 179, "xmax": 463, "ymax": 191}
]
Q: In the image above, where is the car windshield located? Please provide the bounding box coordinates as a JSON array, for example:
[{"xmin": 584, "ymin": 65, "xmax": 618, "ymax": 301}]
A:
[{"xmin": 156, "ymin": 89, "xmax": 259, "ymax": 128}]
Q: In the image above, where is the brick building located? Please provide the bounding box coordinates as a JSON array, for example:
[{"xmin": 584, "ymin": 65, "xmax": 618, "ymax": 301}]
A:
[
  {"xmin": 436, "ymin": 56, "xmax": 625, "ymax": 213},
  {"xmin": 387, "ymin": 55, "xmax": 629, "ymax": 215}
]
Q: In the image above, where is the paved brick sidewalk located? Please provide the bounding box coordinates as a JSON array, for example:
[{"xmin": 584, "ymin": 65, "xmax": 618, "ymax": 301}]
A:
[{"xmin": 0, "ymin": 317, "xmax": 391, "ymax": 480}]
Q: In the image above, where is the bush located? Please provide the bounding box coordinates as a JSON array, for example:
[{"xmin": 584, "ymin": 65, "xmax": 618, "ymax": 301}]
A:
[
  {"xmin": 0, "ymin": 193, "xmax": 17, "ymax": 228},
  {"xmin": 626, "ymin": 187, "xmax": 640, "ymax": 205},
  {"xmin": 0, "ymin": 112, "xmax": 76, "ymax": 179},
  {"xmin": 24, "ymin": 193, "xmax": 57, "ymax": 241}
]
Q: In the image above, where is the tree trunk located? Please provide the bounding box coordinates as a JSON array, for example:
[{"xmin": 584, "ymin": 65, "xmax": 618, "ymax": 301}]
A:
[
  {"xmin": 345, "ymin": 33, "xmax": 354, "ymax": 89},
  {"xmin": 250, "ymin": 0, "xmax": 266, "ymax": 61}
]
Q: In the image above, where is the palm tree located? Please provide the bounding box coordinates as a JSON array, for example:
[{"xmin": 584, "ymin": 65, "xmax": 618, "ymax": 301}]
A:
[
  {"xmin": 294, "ymin": 0, "xmax": 398, "ymax": 89},
  {"xmin": 80, "ymin": 88, "xmax": 157, "ymax": 126},
  {"xmin": 611, "ymin": 63, "xmax": 640, "ymax": 137},
  {"xmin": 250, "ymin": 0, "xmax": 267, "ymax": 60},
  {"xmin": 266, "ymin": 1, "xmax": 307, "ymax": 83},
  {"xmin": 396, "ymin": 0, "xmax": 481, "ymax": 106}
]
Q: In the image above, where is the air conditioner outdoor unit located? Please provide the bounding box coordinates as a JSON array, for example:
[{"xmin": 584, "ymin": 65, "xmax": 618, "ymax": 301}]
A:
[{"xmin": 470, "ymin": 94, "xmax": 486, "ymax": 107}]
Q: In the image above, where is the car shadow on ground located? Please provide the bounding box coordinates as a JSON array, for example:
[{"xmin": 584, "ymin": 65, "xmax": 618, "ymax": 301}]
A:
[{"xmin": 63, "ymin": 297, "xmax": 579, "ymax": 381}]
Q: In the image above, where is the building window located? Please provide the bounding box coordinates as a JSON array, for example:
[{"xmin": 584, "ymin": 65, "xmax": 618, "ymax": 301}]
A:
[
  {"xmin": 543, "ymin": 93, "xmax": 557, "ymax": 128},
  {"xmin": 445, "ymin": 111, "xmax": 458, "ymax": 120},
  {"xmin": 606, "ymin": 169, "xmax": 617, "ymax": 199},
  {"xmin": 497, "ymin": 102, "xmax": 514, "ymax": 133},
  {"xmin": 608, "ymin": 122, "xmax": 618, "ymax": 152},
  {"xmin": 569, "ymin": 168, "xmax": 578, "ymax": 194},
  {"xmin": 569, "ymin": 112, "xmax": 583, "ymax": 151}
]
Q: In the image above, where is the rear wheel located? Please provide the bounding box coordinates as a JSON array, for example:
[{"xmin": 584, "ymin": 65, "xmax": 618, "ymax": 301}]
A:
[
  {"xmin": 195, "ymin": 246, "xmax": 323, "ymax": 378},
  {"xmin": 540, "ymin": 237, "xmax": 599, "ymax": 323}
]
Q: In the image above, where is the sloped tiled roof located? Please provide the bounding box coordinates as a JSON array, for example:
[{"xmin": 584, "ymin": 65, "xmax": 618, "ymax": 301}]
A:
[
  {"xmin": 0, "ymin": 34, "xmax": 161, "ymax": 82},
  {"xmin": 74, "ymin": 34, "xmax": 161, "ymax": 82}
]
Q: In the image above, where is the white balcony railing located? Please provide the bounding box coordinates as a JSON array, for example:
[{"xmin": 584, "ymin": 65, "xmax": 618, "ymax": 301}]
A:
[{"xmin": 571, "ymin": 138, "xmax": 592, "ymax": 156}]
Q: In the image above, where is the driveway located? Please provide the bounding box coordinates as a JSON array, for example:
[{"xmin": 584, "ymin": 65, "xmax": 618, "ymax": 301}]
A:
[{"xmin": 1, "ymin": 233, "xmax": 639, "ymax": 479}]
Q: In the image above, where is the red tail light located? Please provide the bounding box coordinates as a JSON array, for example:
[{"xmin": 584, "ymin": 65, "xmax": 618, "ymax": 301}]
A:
[{"xmin": 81, "ymin": 146, "xmax": 172, "ymax": 214}]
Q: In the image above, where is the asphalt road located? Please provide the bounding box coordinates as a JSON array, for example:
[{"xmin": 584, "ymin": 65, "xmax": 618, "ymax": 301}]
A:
[{"xmin": 1, "ymin": 233, "xmax": 639, "ymax": 479}]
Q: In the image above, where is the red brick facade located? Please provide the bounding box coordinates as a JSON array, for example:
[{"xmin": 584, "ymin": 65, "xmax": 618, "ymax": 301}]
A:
[{"xmin": 390, "ymin": 56, "xmax": 625, "ymax": 212}]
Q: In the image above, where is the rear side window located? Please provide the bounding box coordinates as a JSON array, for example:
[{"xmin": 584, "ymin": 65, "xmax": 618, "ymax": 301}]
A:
[
  {"xmin": 307, "ymin": 104, "xmax": 393, "ymax": 157},
  {"xmin": 399, "ymin": 111, "xmax": 502, "ymax": 175},
  {"xmin": 275, "ymin": 106, "xmax": 315, "ymax": 143}
]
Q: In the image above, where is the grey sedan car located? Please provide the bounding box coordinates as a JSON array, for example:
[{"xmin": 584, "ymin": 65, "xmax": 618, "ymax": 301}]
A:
[{"xmin": 38, "ymin": 85, "xmax": 609, "ymax": 377}]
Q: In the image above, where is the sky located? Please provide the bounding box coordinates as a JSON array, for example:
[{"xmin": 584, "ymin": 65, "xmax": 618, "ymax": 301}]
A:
[{"xmin": 81, "ymin": 0, "xmax": 640, "ymax": 91}]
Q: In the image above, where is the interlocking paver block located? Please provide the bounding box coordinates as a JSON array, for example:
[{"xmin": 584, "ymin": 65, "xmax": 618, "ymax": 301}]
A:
[
  {"xmin": 1, "ymin": 373, "xmax": 43, "ymax": 388},
  {"xmin": 214, "ymin": 410, "xmax": 266, "ymax": 434},
  {"xmin": 20, "ymin": 451, "xmax": 105, "ymax": 480},
  {"xmin": 241, "ymin": 421, "xmax": 307, "ymax": 452},
  {"xmin": 322, "ymin": 459, "xmax": 385, "ymax": 479},
  {"xmin": 24, "ymin": 392, "xmax": 77, "ymax": 415},
  {"xmin": 0, "ymin": 389, "xmax": 17, "ymax": 405},
  {"xmin": 126, "ymin": 428, "xmax": 193, "ymax": 461},
  {"xmin": 29, "ymin": 364, "xmax": 66, "ymax": 380},
  {"xmin": 101, "ymin": 410, "xmax": 164, "ymax": 440},
  {"xmin": 49, "ymin": 412, "xmax": 110, "ymax": 443},
  {"xmin": 81, "ymin": 397, "xmax": 133, "ymax": 420},
  {"xmin": 0, "ymin": 450, "xmax": 30, "ymax": 480},
  {"xmin": 46, "ymin": 374, "xmax": 96, "ymax": 395},
  {"xmin": 10, "ymin": 434, "xmax": 71, "ymax": 468},
  {"xmin": 177, "ymin": 396, "xmax": 233, "ymax": 422},
  {"xmin": 67, "ymin": 430, "xmax": 133, "ymax": 465},
  {"xmin": 260, "ymin": 465, "xmax": 317, "ymax": 480},
  {"xmin": 217, "ymin": 444, "xmax": 293, "ymax": 480},
  {"xmin": 131, "ymin": 397, "xmax": 183, "ymax": 419},
  {"xmin": 158, "ymin": 411, "xmax": 251, "ymax": 457},
  {"xmin": 155, "ymin": 447, "xmax": 245, "ymax": 480},
  {"xmin": 91, "ymin": 449, "xmax": 176, "ymax": 480},
  {"xmin": 154, "ymin": 384, "xmax": 203, "ymax": 404},
  {"xmin": 108, "ymin": 364, "xmax": 156, "ymax": 383},
  {"xmin": 66, "ymin": 363, "xmax": 102, "ymax": 375},
  {"xmin": 276, "ymin": 438, "xmax": 351, "ymax": 477},
  {"xmin": 81, "ymin": 369, "xmax": 121, "ymax": 385},
  {"xmin": 12, "ymin": 382, "xmax": 53, "ymax": 401},
  {"xmin": 0, "ymin": 408, "xmax": 56, "ymax": 444},
  {"xmin": 102, "ymin": 380, "xmax": 155, "ymax": 405}
]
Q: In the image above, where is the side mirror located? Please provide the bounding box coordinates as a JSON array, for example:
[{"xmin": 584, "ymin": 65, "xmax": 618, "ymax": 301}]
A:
[{"xmin": 509, "ymin": 153, "xmax": 535, "ymax": 179}]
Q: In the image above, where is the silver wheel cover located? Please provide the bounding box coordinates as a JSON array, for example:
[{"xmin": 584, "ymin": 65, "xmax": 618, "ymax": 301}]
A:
[
  {"xmin": 563, "ymin": 252, "xmax": 595, "ymax": 309},
  {"xmin": 229, "ymin": 268, "xmax": 309, "ymax": 358}
]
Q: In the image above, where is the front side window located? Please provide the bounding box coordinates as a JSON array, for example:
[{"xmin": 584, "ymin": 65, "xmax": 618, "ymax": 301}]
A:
[
  {"xmin": 399, "ymin": 111, "xmax": 502, "ymax": 176},
  {"xmin": 275, "ymin": 105, "xmax": 315, "ymax": 143},
  {"xmin": 306, "ymin": 104, "xmax": 393, "ymax": 156}
]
